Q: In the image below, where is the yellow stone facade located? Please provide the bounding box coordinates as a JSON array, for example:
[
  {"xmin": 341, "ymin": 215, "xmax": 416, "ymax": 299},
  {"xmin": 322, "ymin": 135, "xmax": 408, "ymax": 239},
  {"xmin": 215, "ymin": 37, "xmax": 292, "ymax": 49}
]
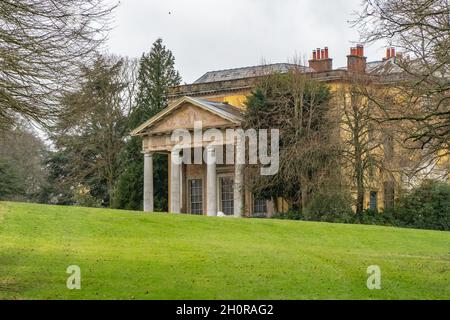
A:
[{"xmin": 133, "ymin": 56, "xmax": 448, "ymax": 215}]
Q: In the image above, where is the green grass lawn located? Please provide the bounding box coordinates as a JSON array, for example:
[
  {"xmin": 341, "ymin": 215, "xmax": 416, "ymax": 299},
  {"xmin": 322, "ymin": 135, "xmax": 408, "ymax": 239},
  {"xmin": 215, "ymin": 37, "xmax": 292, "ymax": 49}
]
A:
[{"xmin": 0, "ymin": 201, "xmax": 449, "ymax": 300}]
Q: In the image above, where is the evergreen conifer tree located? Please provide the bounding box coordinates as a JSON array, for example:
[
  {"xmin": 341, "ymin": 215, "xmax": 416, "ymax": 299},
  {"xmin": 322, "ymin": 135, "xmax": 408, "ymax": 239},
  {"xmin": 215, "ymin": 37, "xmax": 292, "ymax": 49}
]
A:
[{"xmin": 113, "ymin": 39, "xmax": 181, "ymax": 211}]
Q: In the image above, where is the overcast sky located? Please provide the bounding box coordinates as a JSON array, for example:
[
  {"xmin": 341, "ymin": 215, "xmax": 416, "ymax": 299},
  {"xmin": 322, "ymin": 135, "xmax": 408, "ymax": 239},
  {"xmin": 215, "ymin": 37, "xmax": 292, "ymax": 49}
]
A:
[{"xmin": 106, "ymin": 0, "xmax": 386, "ymax": 83}]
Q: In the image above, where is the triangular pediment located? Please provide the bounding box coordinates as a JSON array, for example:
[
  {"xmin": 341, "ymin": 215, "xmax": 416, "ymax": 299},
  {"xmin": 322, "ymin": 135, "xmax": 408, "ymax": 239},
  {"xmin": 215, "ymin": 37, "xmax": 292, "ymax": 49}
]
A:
[
  {"xmin": 131, "ymin": 96, "xmax": 243, "ymax": 136},
  {"xmin": 149, "ymin": 102, "xmax": 234, "ymax": 133}
]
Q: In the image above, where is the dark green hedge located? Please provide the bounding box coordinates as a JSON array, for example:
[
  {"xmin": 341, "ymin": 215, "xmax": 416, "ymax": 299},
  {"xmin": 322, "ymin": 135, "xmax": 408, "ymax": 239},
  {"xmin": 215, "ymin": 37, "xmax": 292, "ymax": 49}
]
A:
[{"xmin": 273, "ymin": 180, "xmax": 450, "ymax": 232}]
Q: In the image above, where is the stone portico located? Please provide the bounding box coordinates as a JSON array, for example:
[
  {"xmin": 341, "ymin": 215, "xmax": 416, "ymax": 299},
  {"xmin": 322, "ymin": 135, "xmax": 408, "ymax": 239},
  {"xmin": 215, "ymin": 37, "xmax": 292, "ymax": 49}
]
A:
[{"xmin": 131, "ymin": 96, "xmax": 276, "ymax": 217}]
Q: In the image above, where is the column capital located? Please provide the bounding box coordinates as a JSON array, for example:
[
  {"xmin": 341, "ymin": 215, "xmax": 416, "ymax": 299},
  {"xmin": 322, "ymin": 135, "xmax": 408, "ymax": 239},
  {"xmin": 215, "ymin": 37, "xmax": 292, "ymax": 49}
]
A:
[
  {"xmin": 205, "ymin": 144, "xmax": 216, "ymax": 165},
  {"xmin": 171, "ymin": 148, "xmax": 182, "ymax": 166}
]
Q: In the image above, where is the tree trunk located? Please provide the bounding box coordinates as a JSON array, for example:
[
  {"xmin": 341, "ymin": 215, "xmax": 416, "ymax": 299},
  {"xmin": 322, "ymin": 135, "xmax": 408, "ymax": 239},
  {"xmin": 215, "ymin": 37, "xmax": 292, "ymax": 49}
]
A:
[
  {"xmin": 355, "ymin": 153, "xmax": 365, "ymax": 215},
  {"xmin": 356, "ymin": 182, "xmax": 364, "ymax": 215}
]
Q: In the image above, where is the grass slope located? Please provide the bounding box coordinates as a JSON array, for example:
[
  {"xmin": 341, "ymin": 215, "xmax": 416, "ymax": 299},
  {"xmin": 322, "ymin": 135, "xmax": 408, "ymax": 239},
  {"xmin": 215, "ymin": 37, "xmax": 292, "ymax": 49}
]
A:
[{"xmin": 0, "ymin": 201, "xmax": 449, "ymax": 300}]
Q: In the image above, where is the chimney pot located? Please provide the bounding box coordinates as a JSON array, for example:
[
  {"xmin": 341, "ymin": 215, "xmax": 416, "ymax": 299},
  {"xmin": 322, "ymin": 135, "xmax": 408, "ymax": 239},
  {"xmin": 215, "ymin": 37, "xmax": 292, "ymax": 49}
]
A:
[
  {"xmin": 309, "ymin": 46, "xmax": 332, "ymax": 72},
  {"xmin": 391, "ymin": 48, "xmax": 396, "ymax": 58},
  {"xmin": 347, "ymin": 46, "xmax": 367, "ymax": 73},
  {"xmin": 386, "ymin": 48, "xmax": 391, "ymax": 59},
  {"xmin": 357, "ymin": 45, "xmax": 364, "ymax": 57}
]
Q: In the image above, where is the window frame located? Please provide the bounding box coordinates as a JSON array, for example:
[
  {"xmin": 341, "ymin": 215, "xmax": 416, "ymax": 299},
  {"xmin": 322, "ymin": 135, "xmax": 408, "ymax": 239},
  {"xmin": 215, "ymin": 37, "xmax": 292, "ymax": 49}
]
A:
[
  {"xmin": 188, "ymin": 178, "xmax": 204, "ymax": 215},
  {"xmin": 369, "ymin": 191, "xmax": 378, "ymax": 211},
  {"xmin": 253, "ymin": 197, "xmax": 268, "ymax": 217},
  {"xmin": 218, "ymin": 174, "xmax": 234, "ymax": 216}
]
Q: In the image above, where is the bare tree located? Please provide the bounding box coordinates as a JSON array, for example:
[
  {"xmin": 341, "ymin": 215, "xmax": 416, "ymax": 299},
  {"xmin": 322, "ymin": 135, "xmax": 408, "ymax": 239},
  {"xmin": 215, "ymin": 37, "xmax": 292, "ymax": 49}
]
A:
[
  {"xmin": 0, "ymin": 0, "xmax": 117, "ymax": 130},
  {"xmin": 51, "ymin": 55, "xmax": 130, "ymax": 206},
  {"xmin": 336, "ymin": 80, "xmax": 399, "ymax": 213},
  {"xmin": 353, "ymin": 0, "xmax": 450, "ymax": 176},
  {"xmin": 0, "ymin": 121, "xmax": 47, "ymax": 200},
  {"xmin": 244, "ymin": 69, "xmax": 337, "ymax": 211},
  {"xmin": 120, "ymin": 56, "xmax": 139, "ymax": 117}
]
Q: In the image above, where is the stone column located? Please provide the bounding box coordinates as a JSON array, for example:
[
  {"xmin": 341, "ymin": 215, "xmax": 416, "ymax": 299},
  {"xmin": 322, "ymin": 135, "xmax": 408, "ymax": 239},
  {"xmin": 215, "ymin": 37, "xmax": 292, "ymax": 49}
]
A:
[
  {"xmin": 267, "ymin": 198, "xmax": 276, "ymax": 218},
  {"xmin": 234, "ymin": 136, "xmax": 245, "ymax": 217},
  {"xmin": 234, "ymin": 163, "xmax": 244, "ymax": 218},
  {"xmin": 170, "ymin": 149, "xmax": 181, "ymax": 214},
  {"xmin": 206, "ymin": 146, "xmax": 217, "ymax": 217},
  {"xmin": 143, "ymin": 153, "xmax": 154, "ymax": 212}
]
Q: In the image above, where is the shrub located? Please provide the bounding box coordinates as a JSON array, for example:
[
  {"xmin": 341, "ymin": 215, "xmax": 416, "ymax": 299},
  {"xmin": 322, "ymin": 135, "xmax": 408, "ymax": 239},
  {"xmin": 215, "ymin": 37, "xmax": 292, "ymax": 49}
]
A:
[
  {"xmin": 73, "ymin": 185, "xmax": 101, "ymax": 208},
  {"xmin": 304, "ymin": 191, "xmax": 354, "ymax": 223},
  {"xmin": 351, "ymin": 209, "xmax": 397, "ymax": 226},
  {"xmin": 394, "ymin": 180, "xmax": 450, "ymax": 231},
  {"xmin": 272, "ymin": 181, "xmax": 450, "ymax": 232}
]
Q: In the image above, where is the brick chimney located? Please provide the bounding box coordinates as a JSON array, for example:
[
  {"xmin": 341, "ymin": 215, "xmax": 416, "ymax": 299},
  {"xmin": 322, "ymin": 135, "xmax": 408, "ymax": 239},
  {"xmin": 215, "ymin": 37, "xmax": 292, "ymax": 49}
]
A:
[
  {"xmin": 309, "ymin": 47, "xmax": 333, "ymax": 72},
  {"xmin": 347, "ymin": 44, "xmax": 367, "ymax": 73}
]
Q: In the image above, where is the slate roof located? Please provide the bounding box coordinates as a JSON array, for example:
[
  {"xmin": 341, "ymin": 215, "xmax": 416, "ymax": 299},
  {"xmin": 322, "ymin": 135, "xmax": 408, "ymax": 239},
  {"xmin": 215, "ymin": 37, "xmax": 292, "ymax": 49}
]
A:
[
  {"xmin": 336, "ymin": 57, "xmax": 404, "ymax": 75},
  {"xmin": 194, "ymin": 59, "xmax": 406, "ymax": 85},
  {"xmin": 366, "ymin": 58, "xmax": 404, "ymax": 75},
  {"xmin": 194, "ymin": 63, "xmax": 312, "ymax": 84}
]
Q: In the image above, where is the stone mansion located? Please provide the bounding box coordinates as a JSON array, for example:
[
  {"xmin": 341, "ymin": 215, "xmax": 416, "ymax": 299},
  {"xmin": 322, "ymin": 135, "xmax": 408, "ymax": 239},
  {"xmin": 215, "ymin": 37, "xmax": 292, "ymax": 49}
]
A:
[{"xmin": 131, "ymin": 45, "xmax": 439, "ymax": 217}]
